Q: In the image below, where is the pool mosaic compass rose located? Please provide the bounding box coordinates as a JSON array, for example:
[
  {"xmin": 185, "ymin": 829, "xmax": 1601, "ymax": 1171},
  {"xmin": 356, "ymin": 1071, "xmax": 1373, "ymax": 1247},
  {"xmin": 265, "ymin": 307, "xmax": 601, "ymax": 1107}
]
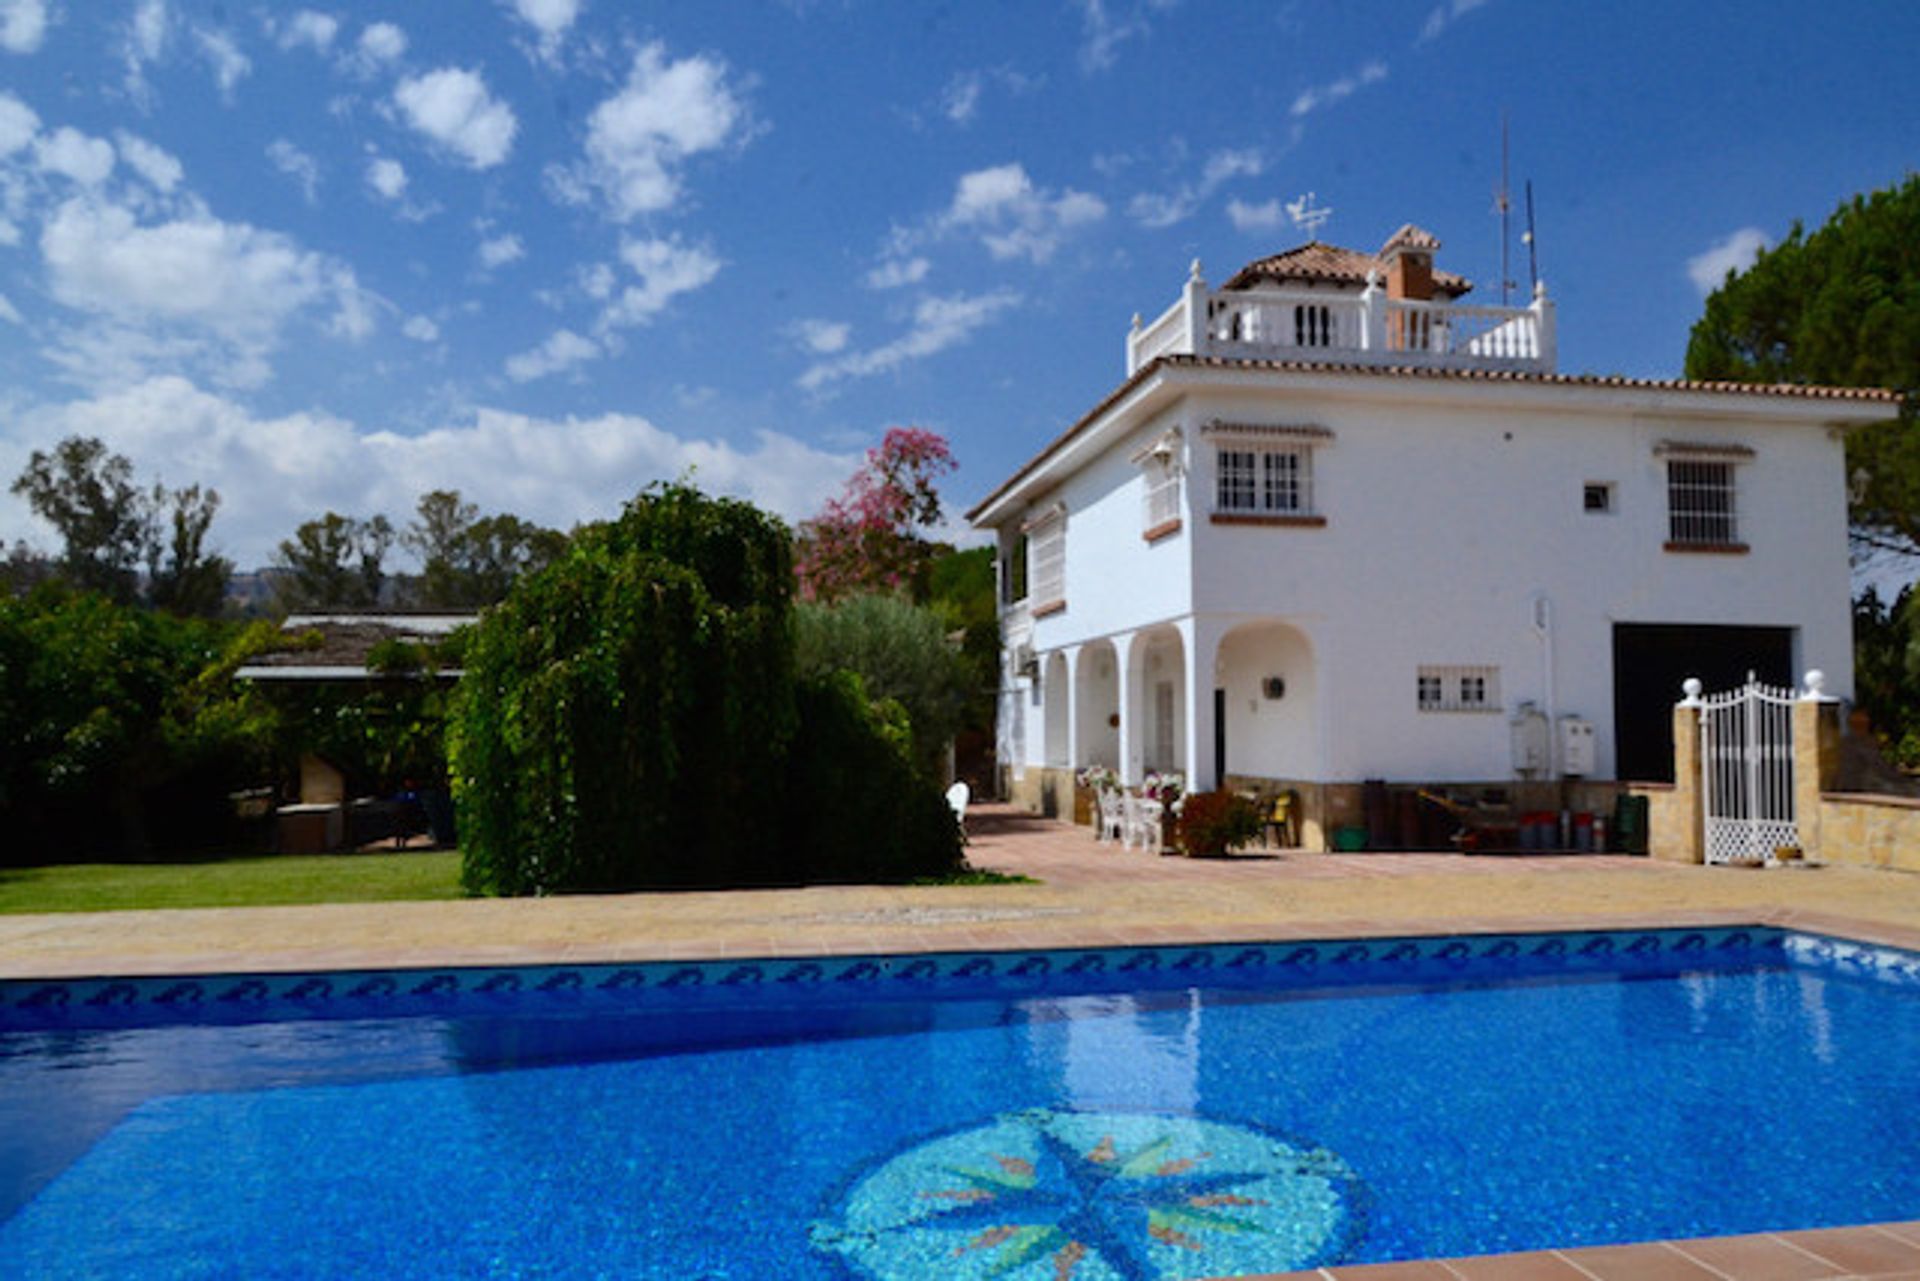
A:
[{"xmin": 810, "ymin": 1108, "xmax": 1369, "ymax": 1279}]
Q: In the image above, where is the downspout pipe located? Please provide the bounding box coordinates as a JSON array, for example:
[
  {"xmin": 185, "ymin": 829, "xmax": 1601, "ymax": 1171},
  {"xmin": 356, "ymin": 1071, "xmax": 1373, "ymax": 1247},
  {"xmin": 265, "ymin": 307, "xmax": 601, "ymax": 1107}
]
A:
[{"xmin": 1531, "ymin": 592, "xmax": 1556, "ymax": 780}]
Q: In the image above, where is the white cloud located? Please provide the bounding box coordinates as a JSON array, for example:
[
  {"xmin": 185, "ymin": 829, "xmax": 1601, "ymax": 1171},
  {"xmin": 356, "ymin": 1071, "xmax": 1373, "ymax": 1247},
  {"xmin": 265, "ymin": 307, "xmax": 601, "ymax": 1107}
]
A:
[
  {"xmin": 114, "ymin": 131, "xmax": 182, "ymax": 192},
  {"xmin": 577, "ymin": 261, "xmax": 615, "ymax": 299},
  {"xmin": 1075, "ymin": 0, "xmax": 1173, "ymax": 74},
  {"xmin": 122, "ymin": 0, "xmax": 170, "ymax": 106},
  {"xmin": 402, "ymin": 315, "xmax": 439, "ymax": 342},
  {"xmin": 365, "ymin": 155, "xmax": 408, "ymax": 200},
  {"xmin": 0, "ymin": 92, "xmax": 40, "ymax": 156},
  {"xmin": 799, "ymin": 289, "xmax": 1020, "ymax": 391},
  {"xmin": 1687, "ymin": 227, "xmax": 1769, "ymax": 296},
  {"xmin": 507, "ymin": 0, "xmax": 580, "ymax": 60},
  {"xmin": 866, "ymin": 256, "xmax": 931, "ymax": 290},
  {"xmin": 941, "ymin": 162, "xmax": 1106, "ymax": 262},
  {"xmin": 504, "ymin": 327, "xmax": 599, "ymax": 382},
  {"xmin": 394, "ymin": 67, "xmax": 517, "ymax": 169},
  {"xmin": 791, "ymin": 318, "xmax": 850, "ymax": 354},
  {"xmin": 0, "ymin": 0, "xmax": 48, "ymax": 54},
  {"xmin": 942, "ymin": 72, "xmax": 983, "ymax": 125},
  {"xmin": 266, "ymin": 139, "xmax": 320, "ymax": 203},
  {"xmin": 275, "ymin": 10, "xmax": 339, "ymax": 53},
  {"xmin": 353, "ymin": 21, "xmax": 406, "ymax": 70},
  {"xmin": 37, "ymin": 197, "xmax": 375, "ymax": 386},
  {"xmin": 195, "ymin": 27, "xmax": 251, "ymax": 101},
  {"xmin": 34, "ymin": 128, "xmax": 116, "ymax": 186},
  {"xmin": 1127, "ymin": 147, "xmax": 1262, "ymax": 229},
  {"xmin": 565, "ymin": 43, "xmax": 746, "ymax": 220},
  {"xmin": 1226, "ymin": 197, "xmax": 1284, "ymax": 232},
  {"xmin": 1290, "ymin": 60, "xmax": 1387, "ymax": 119},
  {"xmin": 478, "ymin": 232, "xmax": 524, "ymax": 269},
  {"xmin": 0, "ymin": 292, "xmax": 21, "ymax": 324},
  {"xmin": 597, "ymin": 237, "xmax": 721, "ymax": 329},
  {"xmin": 1420, "ymin": 0, "xmax": 1492, "ymax": 44},
  {"xmin": 0, "ymin": 376, "xmax": 862, "ymax": 567}
]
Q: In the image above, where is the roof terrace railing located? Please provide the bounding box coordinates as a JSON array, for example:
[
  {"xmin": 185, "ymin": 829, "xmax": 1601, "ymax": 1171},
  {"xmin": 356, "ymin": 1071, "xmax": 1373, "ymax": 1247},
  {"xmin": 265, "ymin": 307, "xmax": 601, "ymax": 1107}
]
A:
[{"xmin": 1126, "ymin": 262, "xmax": 1557, "ymax": 377}]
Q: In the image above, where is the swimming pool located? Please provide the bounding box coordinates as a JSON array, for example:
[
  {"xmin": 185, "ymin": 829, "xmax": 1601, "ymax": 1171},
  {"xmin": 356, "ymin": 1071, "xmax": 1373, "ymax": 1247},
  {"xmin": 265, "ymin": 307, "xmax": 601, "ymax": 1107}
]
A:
[{"xmin": 2, "ymin": 926, "xmax": 1917, "ymax": 1277}]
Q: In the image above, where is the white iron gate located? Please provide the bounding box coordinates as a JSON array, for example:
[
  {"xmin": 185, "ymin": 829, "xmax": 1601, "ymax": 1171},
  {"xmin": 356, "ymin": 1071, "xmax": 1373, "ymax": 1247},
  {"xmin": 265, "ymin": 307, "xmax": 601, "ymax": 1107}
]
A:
[{"xmin": 1699, "ymin": 674, "xmax": 1798, "ymax": 865}]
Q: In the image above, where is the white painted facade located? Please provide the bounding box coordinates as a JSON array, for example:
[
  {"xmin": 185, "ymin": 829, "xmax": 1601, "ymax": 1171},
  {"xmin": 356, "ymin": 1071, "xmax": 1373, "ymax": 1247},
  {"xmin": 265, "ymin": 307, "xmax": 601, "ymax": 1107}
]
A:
[{"xmin": 969, "ymin": 243, "xmax": 1897, "ymax": 800}]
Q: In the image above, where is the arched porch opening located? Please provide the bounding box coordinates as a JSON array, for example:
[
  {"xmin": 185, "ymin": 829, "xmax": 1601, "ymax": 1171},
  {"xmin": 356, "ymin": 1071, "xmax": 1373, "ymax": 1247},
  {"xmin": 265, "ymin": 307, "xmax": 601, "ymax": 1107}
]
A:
[
  {"xmin": 1216, "ymin": 620, "xmax": 1319, "ymax": 782},
  {"xmin": 1133, "ymin": 625, "xmax": 1187, "ymax": 777},
  {"xmin": 1074, "ymin": 639, "xmax": 1120, "ymax": 771}
]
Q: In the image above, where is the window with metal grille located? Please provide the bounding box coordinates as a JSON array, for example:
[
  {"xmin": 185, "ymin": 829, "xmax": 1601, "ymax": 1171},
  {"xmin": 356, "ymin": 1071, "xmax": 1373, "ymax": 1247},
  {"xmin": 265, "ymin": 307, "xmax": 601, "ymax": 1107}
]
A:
[
  {"xmin": 1217, "ymin": 447, "xmax": 1311, "ymax": 515},
  {"xmin": 1417, "ymin": 665, "xmax": 1500, "ymax": 713},
  {"xmin": 1028, "ymin": 514, "xmax": 1065, "ymax": 608},
  {"xmin": 1668, "ymin": 460, "xmax": 1736, "ymax": 544}
]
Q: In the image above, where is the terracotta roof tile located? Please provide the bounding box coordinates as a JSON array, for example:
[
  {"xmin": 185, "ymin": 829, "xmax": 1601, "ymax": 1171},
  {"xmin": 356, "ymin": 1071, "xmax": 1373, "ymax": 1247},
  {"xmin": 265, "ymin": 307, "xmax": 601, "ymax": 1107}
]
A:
[
  {"xmin": 963, "ymin": 354, "xmax": 1903, "ymax": 524},
  {"xmin": 1220, "ymin": 239, "xmax": 1473, "ymax": 296}
]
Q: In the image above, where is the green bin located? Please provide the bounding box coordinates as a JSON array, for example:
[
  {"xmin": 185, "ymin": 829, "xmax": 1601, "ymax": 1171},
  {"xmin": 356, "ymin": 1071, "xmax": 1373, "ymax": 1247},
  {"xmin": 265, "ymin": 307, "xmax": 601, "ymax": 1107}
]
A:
[{"xmin": 1333, "ymin": 825, "xmax": 1369, "ymax": 852}]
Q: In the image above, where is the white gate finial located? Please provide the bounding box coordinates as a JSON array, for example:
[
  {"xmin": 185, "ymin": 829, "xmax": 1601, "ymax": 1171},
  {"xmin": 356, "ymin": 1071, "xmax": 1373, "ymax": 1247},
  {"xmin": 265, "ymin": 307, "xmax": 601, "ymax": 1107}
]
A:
[
  {"xmin": 1801, "ymin": 669, "xmax": 1837, "ymax": 702},
  {"xmin": 1678, "ymin": 677, "xmax": 1703, "ymax": 708}
]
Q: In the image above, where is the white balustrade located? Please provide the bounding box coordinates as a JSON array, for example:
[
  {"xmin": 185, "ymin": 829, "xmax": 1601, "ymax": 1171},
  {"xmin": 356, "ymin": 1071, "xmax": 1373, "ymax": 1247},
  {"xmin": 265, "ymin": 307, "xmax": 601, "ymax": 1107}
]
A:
[{"xmin": 1124, "ymin": 274, "xmax": 1555, "ymax": 375}]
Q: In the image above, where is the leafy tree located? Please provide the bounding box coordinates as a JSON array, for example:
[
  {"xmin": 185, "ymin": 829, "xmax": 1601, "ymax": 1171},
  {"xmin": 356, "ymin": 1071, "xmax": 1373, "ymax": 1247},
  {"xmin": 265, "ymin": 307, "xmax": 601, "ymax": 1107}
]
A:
[
  {"xmin": 0, "ymin": 588, "xmax": 278, "ymax": 860},
  {"xmin": 404, "ymin": 489, "xmax": 566, "ymax": 607},
  {"xmin": 146, "ymin": 484, "xmax": 233, "ymax": 617},
  {"xmin": 10, "ymin": 436, "xmax": 153, "ymax": 603},
  {"xmin": 795, "ymin": 427, "xmax": 957, "ymax": 602},
  {"xmin": 274, "ymin": 512, "xmax": 395, "ymax": 610},
  {"xmin": 795, "ymin": 593, "xmax": 971, "ymax": 773},
  {"xmin": 1, "ymin": 541, "xmax": 55, "ymax": 598},
  {"xmin": 1685, "ymin": 175, "xmax": 1920, "ymax": 557}
]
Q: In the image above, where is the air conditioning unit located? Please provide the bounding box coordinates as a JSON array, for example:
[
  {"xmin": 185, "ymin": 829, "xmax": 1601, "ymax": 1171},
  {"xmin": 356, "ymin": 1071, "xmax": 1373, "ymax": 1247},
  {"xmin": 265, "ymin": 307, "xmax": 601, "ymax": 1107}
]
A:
[{"xmin": 1012, "ymin": 642, "xmax": 1038, "ymax": 678}]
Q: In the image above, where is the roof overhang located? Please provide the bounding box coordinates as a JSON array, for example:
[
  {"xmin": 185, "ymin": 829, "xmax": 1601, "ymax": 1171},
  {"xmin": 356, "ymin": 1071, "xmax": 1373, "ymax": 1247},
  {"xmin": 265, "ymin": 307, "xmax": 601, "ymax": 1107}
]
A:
[{"xmin": 964, "ymin": 355, "xmax": 1901, "ymax": 530}]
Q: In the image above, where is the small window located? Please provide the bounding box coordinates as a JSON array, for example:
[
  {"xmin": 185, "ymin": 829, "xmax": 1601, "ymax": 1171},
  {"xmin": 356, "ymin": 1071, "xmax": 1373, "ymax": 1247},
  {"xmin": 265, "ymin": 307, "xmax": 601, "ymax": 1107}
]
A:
[
  {"xmin": 1583, "ymin": 483, "xmax": 1613, "ymax": 514},
  {"xmin": 1000, "ymin": 534, "xmax": 1028, "ymax": 604},
  {"xmin": 1217, "ymin": 446, "xmax": 1313, "ymax": 515},
  {"xmin": 1668, "ymin": 460, "xmax": 1737, "ymax": 545},
  {"xmin": 1418, "ymin": 665, "xmax": 1501, "ymax": 713}
]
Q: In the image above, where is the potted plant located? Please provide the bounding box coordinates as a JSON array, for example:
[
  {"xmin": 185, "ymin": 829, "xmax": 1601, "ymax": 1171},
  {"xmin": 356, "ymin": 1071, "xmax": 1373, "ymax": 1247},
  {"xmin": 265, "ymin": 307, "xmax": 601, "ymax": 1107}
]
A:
[{"xmin": 1173, "ymin": 790, "xmax": 1267, "ymax": 858}]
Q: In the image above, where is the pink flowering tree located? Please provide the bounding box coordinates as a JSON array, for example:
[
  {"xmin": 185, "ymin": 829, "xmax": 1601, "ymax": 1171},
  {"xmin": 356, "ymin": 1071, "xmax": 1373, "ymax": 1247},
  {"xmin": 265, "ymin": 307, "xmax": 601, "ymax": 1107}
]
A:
[{"xmin": 796, "ymin": 427, "xmax": 957, "ymax": 602}]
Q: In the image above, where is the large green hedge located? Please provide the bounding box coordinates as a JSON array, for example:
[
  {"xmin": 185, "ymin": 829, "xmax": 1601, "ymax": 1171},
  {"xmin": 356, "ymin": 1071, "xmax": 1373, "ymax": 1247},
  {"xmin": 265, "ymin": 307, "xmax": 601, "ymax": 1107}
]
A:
[{"xmin": 451, "ymin": 484, "xmax": 961, "ymax": 894}]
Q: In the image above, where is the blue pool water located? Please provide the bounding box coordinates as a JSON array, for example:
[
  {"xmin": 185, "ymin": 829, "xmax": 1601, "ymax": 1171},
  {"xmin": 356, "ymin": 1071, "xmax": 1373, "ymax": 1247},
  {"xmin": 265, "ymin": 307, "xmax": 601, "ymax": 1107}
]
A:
[{"xmin": 2, "ymin": 928, "xmax": 1918, "ymax": 1278}]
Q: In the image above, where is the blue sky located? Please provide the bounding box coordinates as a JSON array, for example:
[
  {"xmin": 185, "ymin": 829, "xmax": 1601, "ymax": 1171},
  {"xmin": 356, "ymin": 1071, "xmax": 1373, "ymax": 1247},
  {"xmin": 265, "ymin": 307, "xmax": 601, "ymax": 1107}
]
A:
[{"xmin": 0, "ymin": 0, "xmax": 1914, "ymax": 568}]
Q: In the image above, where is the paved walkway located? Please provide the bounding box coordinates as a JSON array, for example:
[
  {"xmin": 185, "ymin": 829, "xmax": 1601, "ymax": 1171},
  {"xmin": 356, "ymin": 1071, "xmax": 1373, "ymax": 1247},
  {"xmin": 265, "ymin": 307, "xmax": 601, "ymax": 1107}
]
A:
[{"xmin": 3, "ymin": 802, "xmax": 1919, "ymax": 979}]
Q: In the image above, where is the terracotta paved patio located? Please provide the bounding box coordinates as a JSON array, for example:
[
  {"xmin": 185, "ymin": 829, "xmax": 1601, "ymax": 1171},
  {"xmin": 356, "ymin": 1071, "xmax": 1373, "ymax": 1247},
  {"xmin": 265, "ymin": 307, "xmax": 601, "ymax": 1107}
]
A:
[
  {"xmin": 3, "ymin": 801, "xmax": 1918, "ymax": 979},
  {"xmin": 5, "ymin": 803, "xmax": 1920, "ymax": 1279}
]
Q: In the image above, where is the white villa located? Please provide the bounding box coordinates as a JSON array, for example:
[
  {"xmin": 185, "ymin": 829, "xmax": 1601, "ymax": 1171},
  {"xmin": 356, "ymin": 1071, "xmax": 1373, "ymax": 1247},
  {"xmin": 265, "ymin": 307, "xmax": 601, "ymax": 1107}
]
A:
[{"xmin": 966, "ymin": 225, "xmax": 1900, "ymax": 846}]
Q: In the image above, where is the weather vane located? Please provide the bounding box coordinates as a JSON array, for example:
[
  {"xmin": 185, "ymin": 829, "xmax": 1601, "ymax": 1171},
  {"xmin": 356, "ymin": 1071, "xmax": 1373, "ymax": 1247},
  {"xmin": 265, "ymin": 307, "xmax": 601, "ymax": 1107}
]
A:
[{"xmin": 1286, "ymin": 192, "xmax": 1332, "ymax": 237}]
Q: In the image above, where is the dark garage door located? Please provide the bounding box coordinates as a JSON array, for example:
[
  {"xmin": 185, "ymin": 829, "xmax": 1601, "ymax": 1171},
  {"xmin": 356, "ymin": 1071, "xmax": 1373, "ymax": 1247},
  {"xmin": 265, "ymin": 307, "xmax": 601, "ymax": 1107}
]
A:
[{"xmin": 1612, "ymin": 624, "xmax": 1794, "ymax": 782}]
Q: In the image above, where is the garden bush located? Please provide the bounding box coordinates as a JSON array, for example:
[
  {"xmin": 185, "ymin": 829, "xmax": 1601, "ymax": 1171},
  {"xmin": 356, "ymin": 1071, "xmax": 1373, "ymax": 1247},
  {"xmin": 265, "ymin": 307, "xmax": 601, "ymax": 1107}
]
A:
[
  {"xmin": 794, "ymin": 593, "xmax": 970, "ymax": 775},
  {"xmin": 451, "ymin": 483, "xmax": 963, "ymax": 895}
]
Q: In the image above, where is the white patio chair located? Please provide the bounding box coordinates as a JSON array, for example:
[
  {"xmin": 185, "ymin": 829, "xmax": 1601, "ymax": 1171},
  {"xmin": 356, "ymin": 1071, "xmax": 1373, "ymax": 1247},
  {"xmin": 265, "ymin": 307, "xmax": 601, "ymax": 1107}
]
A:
[
  {"xmin": 1131, "ymin": 797, "xmax": 1165, "ymax": 853},
  {"xmin": 1095, "ymin": 789, "xmax": 1126, "ymax": 844}
]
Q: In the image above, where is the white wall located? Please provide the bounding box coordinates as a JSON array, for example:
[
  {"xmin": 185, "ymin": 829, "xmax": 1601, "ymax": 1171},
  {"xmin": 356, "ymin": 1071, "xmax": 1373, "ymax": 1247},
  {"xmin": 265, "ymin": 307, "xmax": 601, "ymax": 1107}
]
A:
[{"xmin": 1181, "ymin": 381, "xmax": 1854, "ymax": 781}]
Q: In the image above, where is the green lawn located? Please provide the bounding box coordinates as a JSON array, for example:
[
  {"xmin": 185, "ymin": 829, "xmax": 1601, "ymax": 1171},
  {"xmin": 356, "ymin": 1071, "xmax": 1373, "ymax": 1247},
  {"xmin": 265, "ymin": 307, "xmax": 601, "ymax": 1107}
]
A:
[{"xmin": 0, "ymin": 850, "xmax": 466, "ymax": 914}]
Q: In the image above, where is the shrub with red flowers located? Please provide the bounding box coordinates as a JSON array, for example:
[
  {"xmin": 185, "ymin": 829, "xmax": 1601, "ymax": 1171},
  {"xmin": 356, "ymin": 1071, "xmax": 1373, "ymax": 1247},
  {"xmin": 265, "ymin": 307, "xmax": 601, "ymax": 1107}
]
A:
[
  {"xmin": 795, "ymin": 427, "xmax": 957, "ymax": 602},
  {"xmin": 1172, "ymin": 790, "xmax": 1267, "ymax": 858}
]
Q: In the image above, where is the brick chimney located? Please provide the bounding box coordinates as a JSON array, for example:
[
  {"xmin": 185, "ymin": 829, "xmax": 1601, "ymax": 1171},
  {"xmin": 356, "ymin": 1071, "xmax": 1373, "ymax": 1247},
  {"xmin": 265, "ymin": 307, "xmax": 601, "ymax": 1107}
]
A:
[{"xmin": 1379, "ymin": 224, "xmax": 1442, "ymax": 302}]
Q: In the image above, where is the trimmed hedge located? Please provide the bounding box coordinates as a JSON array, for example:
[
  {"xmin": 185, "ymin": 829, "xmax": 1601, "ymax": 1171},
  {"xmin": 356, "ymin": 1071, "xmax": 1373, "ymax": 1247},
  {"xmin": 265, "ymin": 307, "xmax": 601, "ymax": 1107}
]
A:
[{"xmin": 451, "ymin": 484, "xmax": 961, "ymax": 894}]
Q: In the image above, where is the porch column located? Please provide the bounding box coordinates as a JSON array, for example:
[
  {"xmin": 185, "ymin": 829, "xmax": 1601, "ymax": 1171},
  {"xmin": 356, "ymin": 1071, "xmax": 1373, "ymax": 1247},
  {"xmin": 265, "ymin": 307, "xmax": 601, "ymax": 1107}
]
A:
[
  {"xmin": 1178, "ymin": 615, "xmax": 1230, "ymax": 792},
  {"xmin": 1062, "ymin": 645, "xmax": 1081, "ymax": 769},
  {"xmin": 1115, "ymin": 629, "xmax": 1144, "ymax": 784}
]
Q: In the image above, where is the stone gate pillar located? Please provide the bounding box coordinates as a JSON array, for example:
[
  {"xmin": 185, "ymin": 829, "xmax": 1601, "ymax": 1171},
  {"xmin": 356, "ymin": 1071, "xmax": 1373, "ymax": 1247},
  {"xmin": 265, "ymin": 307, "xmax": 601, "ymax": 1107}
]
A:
[
  {"xmin": 1650, "ymin": 679, "xmax": 1705, "ymax": 864},
  {"xmin": 1792, "ymin": 670, "xmax": 1843, "ymax": 862}
]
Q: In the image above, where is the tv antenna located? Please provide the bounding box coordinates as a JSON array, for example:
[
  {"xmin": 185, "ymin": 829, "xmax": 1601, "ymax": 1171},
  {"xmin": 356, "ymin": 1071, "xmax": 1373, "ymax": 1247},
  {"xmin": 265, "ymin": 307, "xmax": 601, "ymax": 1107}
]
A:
[
  {"xmin": 1524, "ymin": 179, "xmax": 1539, "ymax": 293},
  {"xmin": 1286, "ymin": 191, "xmax": 1333, "ymax": 238},
  {"xmin": 1493, "ymin": 112, "xmax": 1513, "ymax": 305}
]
